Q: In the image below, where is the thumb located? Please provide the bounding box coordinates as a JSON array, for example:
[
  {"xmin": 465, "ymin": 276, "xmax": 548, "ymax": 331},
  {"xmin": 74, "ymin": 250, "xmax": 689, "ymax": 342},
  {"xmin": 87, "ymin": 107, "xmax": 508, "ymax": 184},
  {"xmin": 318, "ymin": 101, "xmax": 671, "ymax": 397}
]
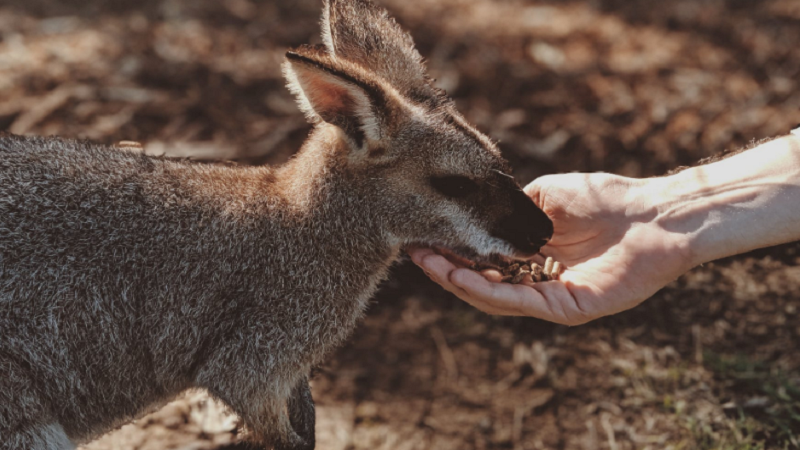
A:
[{"xmin": 523, "ymin": 175, "xmax": 558, "ymax": 208}]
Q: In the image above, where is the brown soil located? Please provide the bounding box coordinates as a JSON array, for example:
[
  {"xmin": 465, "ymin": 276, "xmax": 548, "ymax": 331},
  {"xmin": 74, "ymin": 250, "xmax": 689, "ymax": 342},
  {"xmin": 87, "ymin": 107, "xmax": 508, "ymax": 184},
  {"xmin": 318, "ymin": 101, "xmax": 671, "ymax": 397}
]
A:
[{"xmin": 2, "ymin": 0, "xmax": 799, "ymax": 449}]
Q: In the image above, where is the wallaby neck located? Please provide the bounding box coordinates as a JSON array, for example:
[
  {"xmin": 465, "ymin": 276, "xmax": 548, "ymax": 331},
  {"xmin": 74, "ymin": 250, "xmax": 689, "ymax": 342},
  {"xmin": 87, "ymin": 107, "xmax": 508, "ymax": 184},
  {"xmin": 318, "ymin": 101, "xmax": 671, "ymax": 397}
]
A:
[{"xmin": 267, "ymin": 125, "xmax": 402, "ymax": 289}]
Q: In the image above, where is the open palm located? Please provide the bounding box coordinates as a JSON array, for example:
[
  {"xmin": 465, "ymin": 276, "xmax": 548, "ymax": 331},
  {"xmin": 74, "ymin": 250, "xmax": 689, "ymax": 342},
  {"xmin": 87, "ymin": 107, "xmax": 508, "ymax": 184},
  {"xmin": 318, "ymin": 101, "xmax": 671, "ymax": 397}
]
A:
[{"xmin": 409, "ymin": 173, "xmax": 694, "ymax": 325}]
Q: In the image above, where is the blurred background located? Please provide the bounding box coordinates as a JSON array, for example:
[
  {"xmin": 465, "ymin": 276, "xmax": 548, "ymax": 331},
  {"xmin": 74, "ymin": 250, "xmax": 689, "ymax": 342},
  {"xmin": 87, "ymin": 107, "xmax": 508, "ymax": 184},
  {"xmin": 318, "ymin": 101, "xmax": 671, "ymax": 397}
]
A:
[{"xmin": 1, "ymin": 0, "xmax": 799, "ymax": 448}]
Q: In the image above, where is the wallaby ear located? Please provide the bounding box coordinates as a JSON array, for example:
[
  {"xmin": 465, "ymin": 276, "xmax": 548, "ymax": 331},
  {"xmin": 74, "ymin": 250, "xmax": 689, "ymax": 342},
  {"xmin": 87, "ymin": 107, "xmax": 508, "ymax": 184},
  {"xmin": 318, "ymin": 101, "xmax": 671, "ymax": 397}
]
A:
[
  {"xmin": 283, "ymin": 47, "xmax": 388, "ymax": 148},
  {"xmin": 322, "ymin": 0, "xmax": 438, "ymax": 103}
]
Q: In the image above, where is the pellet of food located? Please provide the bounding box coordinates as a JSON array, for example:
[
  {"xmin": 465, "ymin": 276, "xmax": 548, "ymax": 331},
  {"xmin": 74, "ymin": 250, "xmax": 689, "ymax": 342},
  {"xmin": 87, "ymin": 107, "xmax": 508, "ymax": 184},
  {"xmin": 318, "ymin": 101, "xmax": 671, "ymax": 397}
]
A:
[
  {"xmin": 469, "ymin": 256, "xmax": 564, "ymax": 284},
  {"xmin": 552, "ymin": 261, "xmax": 562, "ymax": 278},
  {"xmin": 543, "ymin": 257, "xmax": 554, "ymax": 276},
  {"xmin": 510, "ymin": 268, "xmax": 530, "ymax": 284}
]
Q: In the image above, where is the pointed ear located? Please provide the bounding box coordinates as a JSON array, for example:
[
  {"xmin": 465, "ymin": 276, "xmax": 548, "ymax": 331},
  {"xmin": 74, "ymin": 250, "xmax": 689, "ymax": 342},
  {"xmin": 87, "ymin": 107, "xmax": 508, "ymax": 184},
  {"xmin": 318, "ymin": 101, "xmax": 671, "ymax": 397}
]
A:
[
  {"xmin": 322, "ymin": 0, "xmax": 438, "ymax": 103},
  {"xmin": 283, "ymin": 47, "xmax": 390, "ymax": 148}
]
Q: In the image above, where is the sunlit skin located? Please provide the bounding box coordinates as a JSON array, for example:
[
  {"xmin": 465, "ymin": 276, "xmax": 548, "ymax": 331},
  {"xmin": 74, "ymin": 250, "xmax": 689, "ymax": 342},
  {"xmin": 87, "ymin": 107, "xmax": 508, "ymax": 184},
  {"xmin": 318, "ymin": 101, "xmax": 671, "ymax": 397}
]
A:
[{"xmin": 410, "ymin": 133, "xmax": 800, "ymax": 325}]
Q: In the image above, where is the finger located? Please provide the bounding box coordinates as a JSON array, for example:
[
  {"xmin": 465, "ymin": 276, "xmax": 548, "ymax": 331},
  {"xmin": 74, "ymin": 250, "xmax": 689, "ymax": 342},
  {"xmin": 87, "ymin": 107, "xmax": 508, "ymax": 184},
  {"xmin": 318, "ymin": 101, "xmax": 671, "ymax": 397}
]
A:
[
  {"xmin": 523, "ymin": 174, "xmax": 564, "ymax": 206},
  {"xmin": 416, "ymin": 253, "xmax": 516, "ymax": 310},
  {"xmin": 451, "ymin": 269, "xmax": 596, "ymax": 325},
  {"xmin": 413, "ymin": 247, "xmax": 503, "ymax": 283},
  {"xmin": 480, "ymin": 269, "xmax": 503, "ymax": 283},
  {"xmin": 407, "ymin": 246, "xmax": 436, "ymax": 266},
  {"xmin": 449, "ymin": 269, "xmax": 559, "ymax": 319},
  {"xmin": 531, "ymin": 279, "xmax": 596, "ymax": 326},
  {"xmin": 409, "ymin": 248, "xmax": 451, "ymax": 287},
  {"xmin": 418, "ymin": 253, "xmax": 470, "ymax": 297},
  {"xmin": 523, "ymin": 178, "xmax": 544, "ymax": 202},
  {"xmin": 448, "ymin": 269, "xmax": 527, "ymax": 316},
  {"xmin": 468, "ymin": 302, "xmax": 522, "ymax": 316}
]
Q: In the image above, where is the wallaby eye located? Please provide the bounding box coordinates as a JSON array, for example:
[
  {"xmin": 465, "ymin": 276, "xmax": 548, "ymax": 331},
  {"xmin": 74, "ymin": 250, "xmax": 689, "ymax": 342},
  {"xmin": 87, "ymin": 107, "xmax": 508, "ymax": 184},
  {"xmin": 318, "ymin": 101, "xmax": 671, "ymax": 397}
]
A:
[{"xmin": 430, "ymin": 175, "xmax": 479, "ymax": 198}]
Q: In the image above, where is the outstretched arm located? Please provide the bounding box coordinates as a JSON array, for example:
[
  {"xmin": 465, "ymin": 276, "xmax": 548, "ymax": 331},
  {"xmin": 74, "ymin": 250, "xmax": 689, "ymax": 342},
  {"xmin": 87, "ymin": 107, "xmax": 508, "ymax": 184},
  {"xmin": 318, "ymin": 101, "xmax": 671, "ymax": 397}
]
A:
[{"xmin": 409, "ymin": 133, "xmax": 800, "ymax": 325}]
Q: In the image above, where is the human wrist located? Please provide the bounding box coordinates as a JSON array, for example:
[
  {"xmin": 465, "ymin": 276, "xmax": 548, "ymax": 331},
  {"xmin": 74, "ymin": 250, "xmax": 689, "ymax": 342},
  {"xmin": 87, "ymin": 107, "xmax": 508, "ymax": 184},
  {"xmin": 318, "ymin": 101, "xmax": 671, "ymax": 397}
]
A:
[
  {"xmin": 651, "ymin": 135, "xmax": 800, "ymax": 267},
  {"xmin": 628, "ymin": 175, "xmax": 698, "ymax": 270}
]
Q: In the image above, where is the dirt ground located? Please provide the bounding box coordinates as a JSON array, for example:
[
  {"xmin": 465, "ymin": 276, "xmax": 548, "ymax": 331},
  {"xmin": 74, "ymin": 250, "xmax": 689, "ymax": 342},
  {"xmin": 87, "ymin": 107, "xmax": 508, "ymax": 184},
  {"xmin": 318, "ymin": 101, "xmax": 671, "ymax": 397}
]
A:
[{"xmin": 2, "ymin": 0, "xmax": 800, "ymax": 449}]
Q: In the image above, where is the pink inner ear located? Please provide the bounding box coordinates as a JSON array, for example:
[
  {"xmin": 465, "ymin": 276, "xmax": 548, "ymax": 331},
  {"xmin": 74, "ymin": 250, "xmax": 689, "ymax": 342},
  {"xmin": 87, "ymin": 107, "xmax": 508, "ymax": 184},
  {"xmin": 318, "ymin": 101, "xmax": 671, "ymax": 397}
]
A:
[{"xmin": 304, "ymin": 71, "xmax": 356, "ymax": 119}]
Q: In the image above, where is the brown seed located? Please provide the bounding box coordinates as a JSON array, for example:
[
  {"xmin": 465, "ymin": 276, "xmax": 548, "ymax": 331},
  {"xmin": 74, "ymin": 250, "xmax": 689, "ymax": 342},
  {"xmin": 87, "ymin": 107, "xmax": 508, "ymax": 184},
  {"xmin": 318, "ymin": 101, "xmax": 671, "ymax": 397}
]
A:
[
  {"xmin": 521, "ymin": 273, "xmax": 534, "ymax": 285},
  {"xmin": 510, "ymin": 272, "xmax": 526, "ymax": 284},
  {"xmin": 492, "ymin": 257, "xmax": 565, "ymax": 284},
  {"xmin": 471, "ymin": 262, "xmax": 500, "ymax": 272},
  {"xmin": 531, "ymin": 264, "xmax": 543, "ymax": 282}
]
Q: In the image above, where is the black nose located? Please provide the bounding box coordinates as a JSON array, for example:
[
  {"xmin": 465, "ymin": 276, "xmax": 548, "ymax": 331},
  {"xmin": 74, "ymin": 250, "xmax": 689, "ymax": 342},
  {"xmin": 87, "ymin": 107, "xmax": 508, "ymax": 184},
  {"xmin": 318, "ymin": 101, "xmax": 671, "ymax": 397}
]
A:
[{"xmin": 493, "ymin": 189, "xmax": 554, "ymax": 255}]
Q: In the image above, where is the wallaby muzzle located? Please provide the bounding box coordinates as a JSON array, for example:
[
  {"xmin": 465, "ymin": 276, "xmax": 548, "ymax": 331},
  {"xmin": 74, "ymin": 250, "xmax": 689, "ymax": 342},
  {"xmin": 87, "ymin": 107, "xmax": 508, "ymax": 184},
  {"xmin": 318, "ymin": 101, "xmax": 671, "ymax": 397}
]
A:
[{"xmin": 493, "ymin": 188, "xmax": 554, "ymax": 256}]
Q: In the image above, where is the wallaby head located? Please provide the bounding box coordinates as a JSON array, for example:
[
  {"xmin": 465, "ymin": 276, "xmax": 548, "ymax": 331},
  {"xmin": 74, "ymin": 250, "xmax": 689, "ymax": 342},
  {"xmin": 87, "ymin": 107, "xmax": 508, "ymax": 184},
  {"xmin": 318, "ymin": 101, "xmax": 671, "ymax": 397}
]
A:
[{"xmin": 283, "ymin": 0, "xmax": 553, "ymax": 263}]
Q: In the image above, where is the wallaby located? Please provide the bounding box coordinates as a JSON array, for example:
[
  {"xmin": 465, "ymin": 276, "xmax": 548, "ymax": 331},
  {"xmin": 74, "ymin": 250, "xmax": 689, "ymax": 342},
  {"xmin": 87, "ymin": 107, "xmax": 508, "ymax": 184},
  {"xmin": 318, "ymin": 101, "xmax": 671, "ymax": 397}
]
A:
[{"xmin": 0, "ymin": 0, "xmax": 554, "ymax": 449}]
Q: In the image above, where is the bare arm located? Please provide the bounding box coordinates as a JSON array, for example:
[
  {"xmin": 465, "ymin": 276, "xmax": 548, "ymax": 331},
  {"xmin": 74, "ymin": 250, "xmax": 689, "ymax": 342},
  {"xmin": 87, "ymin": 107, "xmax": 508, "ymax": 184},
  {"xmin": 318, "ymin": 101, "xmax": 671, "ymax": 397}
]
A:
[
  {"xmin": 409, "ymin": 133, "xmax": 800, "ymax": 325},
  {"xmin": 656, "ymin": 134, "xmax": 800, "ymax": 265}
]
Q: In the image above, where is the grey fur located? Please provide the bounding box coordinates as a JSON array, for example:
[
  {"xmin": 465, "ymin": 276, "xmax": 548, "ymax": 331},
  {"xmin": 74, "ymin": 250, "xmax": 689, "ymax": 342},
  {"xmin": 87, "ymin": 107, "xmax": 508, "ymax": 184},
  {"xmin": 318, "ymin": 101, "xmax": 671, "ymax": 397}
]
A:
[{"xmin": 0, "ymin": 1, "xmax": 553, "ymax": 449}]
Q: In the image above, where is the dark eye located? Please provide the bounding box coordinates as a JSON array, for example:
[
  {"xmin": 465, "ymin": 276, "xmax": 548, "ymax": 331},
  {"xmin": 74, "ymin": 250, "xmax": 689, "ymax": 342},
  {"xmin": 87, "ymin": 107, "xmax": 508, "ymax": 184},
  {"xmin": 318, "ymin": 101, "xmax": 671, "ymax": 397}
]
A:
[{"xmin": 430, "ymin": 175, "xmax": 479, "ymax": 198}]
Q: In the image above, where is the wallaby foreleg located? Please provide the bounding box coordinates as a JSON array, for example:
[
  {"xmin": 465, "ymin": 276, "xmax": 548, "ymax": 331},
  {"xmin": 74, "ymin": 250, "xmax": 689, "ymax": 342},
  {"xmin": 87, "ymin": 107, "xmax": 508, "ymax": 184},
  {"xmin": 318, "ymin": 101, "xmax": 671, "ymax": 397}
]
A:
[
  {"xmin": 283, "ymin": 377, "xmax": 315, "ymax": 450},
  {"xmin": 209, "ymin": 376, "xmax": 313, "ymax": 450},
  {"xmin": 244, "ymin": 398, "xmax": 305, "ymax": 450}
]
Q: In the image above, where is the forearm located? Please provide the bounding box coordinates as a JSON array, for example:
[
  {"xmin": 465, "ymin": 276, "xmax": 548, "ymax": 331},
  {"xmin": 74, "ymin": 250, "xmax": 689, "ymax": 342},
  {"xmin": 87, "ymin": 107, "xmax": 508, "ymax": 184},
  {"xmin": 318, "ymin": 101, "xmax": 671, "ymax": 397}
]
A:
[{"xmin": 651, "ymin": 134, "xmax": 800, "ymax": 266}]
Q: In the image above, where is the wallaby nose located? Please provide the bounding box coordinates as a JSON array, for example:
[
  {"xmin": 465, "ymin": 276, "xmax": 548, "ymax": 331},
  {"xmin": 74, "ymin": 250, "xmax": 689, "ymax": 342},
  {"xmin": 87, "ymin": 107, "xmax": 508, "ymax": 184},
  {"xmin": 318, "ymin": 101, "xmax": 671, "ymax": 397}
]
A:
[{"xmin": 493, "ymin": 189, "xmax": 554, "ymax": 256}]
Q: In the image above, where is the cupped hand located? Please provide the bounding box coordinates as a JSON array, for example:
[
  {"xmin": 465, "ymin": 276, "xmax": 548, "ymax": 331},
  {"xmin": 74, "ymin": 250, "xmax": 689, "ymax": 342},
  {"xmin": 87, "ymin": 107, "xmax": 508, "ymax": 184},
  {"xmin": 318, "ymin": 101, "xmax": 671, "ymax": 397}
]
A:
[{"xmin": 409, "ymin": 173, "xmax": 694, "ymax": 325}]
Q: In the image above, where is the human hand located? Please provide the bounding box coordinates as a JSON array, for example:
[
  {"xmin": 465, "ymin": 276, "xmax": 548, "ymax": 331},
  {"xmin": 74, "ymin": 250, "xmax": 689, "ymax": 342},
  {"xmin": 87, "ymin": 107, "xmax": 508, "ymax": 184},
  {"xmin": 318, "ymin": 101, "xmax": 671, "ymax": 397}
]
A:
[
  {"xmin": 411, "ymin": 134, "xmax": 800, "ymax": 325},
  {"xmin": 408, "ymin": 173, "xmax": 695, "ymax": 325}
]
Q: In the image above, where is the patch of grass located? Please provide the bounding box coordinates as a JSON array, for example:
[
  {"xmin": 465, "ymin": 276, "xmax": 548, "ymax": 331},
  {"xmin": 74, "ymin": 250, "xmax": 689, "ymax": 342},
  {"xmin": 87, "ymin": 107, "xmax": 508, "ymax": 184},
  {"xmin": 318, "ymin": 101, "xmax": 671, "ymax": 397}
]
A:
[
  {"xmin": 694, "ymin": 352, "xmax": 800, "ymax": 449},
  {"xmin": 685, "ymin": 413, "xmax": 768, "ymax": 450}
]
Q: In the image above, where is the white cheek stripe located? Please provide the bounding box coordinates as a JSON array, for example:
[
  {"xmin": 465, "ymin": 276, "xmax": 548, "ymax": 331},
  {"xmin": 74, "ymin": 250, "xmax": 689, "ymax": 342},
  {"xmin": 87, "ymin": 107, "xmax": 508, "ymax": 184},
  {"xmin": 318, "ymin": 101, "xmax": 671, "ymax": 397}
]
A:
[
  {"xmin": 457, "ymin": 218, "xmax": 516, "ymax": 257},
  {"xmin": 440, "ymin": 203, "xmax": 516, "ymax": 257}
]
